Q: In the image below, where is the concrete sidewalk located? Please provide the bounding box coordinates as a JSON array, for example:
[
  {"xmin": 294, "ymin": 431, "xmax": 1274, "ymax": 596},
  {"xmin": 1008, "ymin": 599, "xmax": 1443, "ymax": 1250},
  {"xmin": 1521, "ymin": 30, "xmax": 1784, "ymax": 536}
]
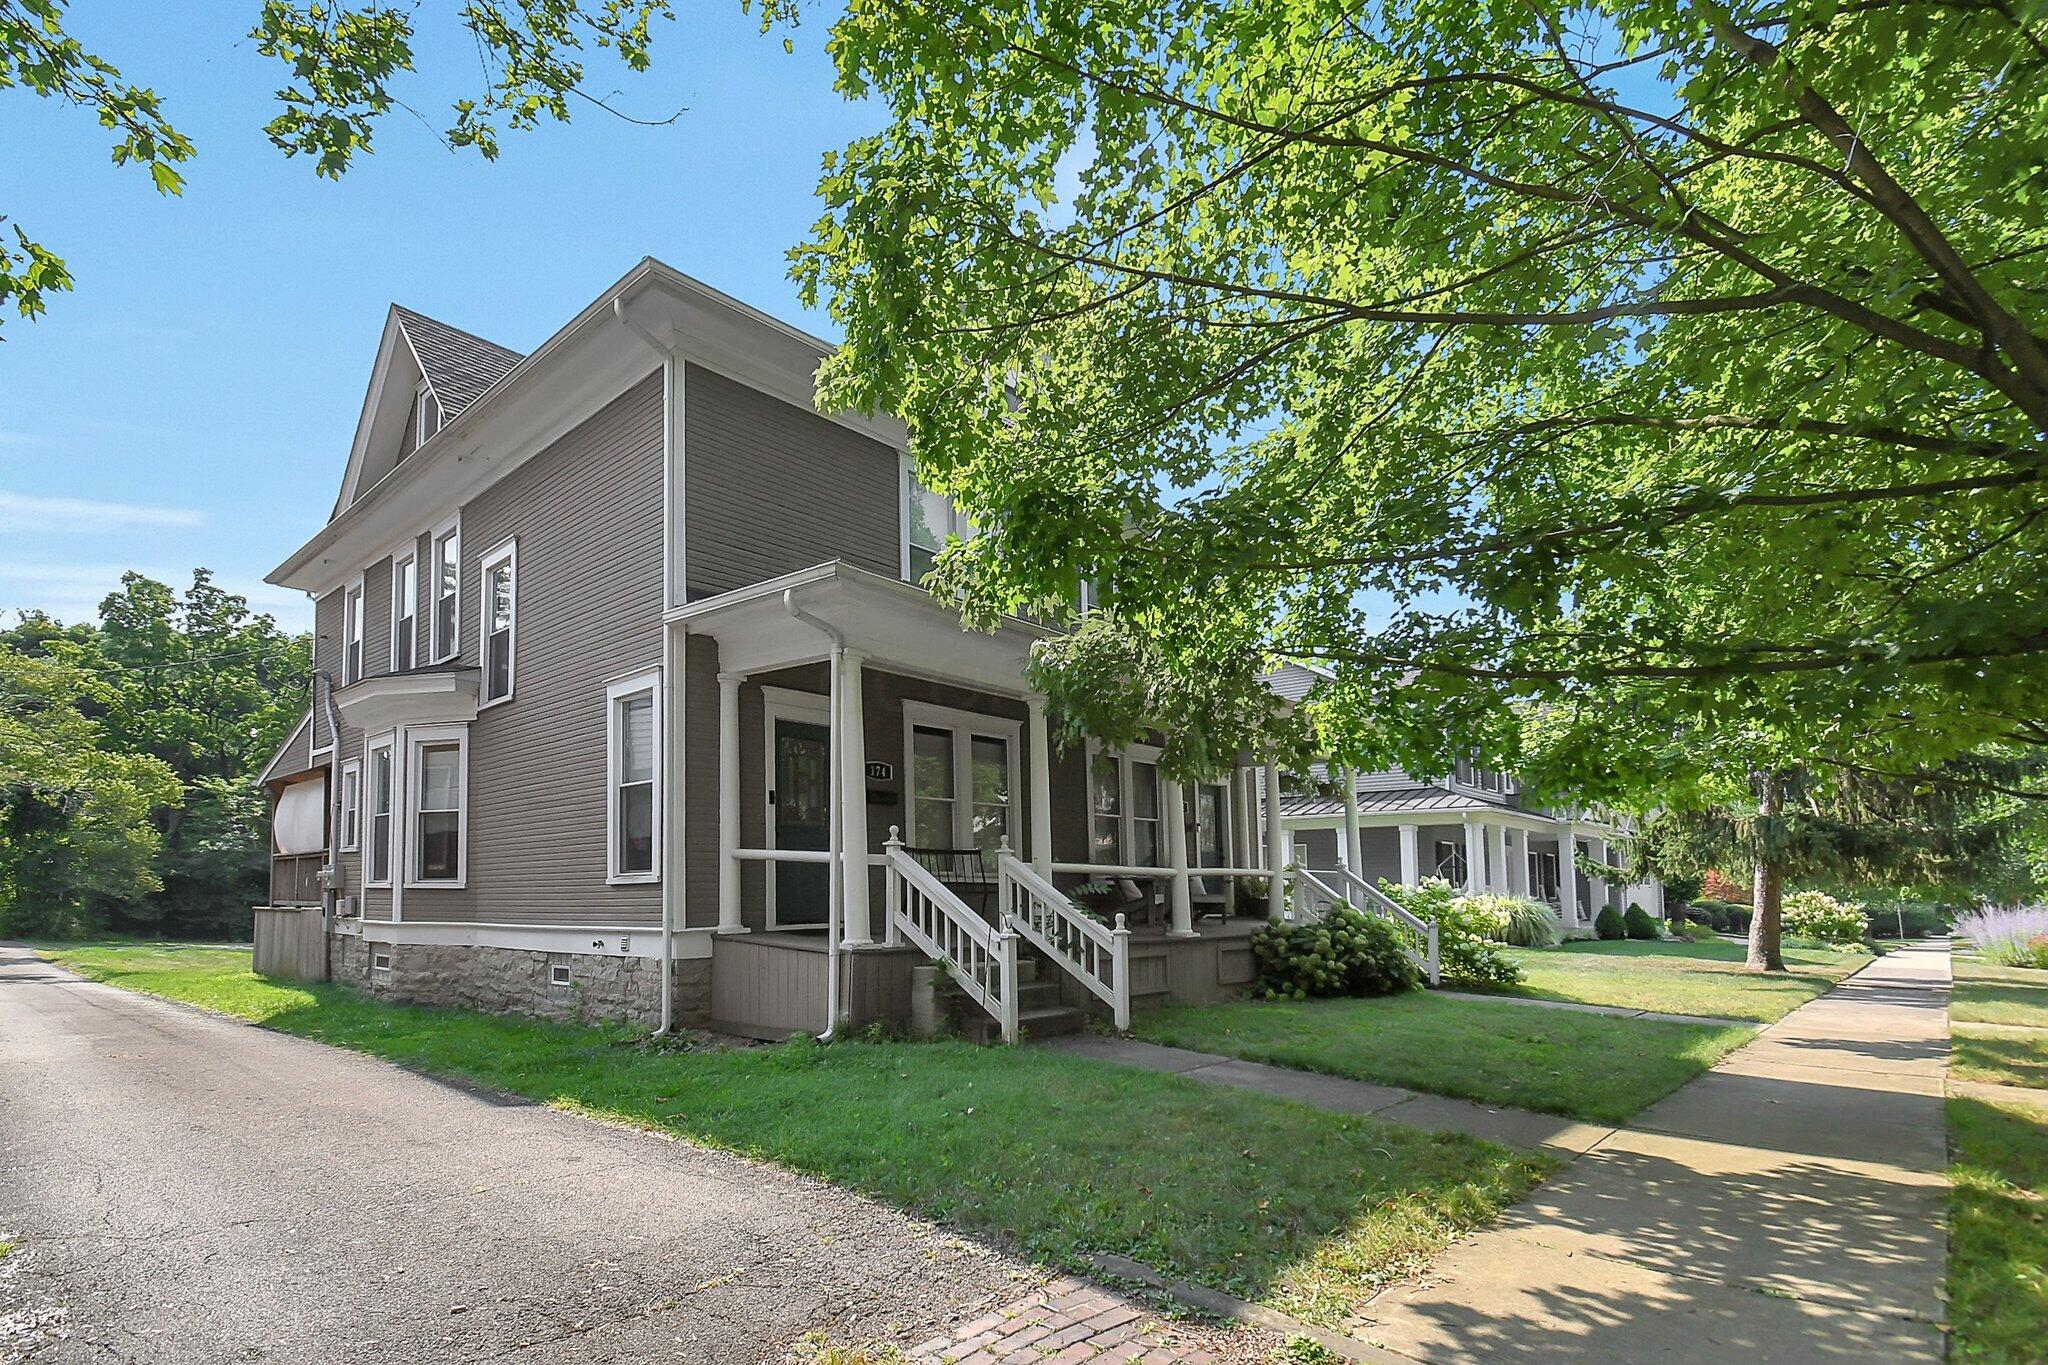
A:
[{"xmin": 1353, "ymin": 940, "xmax": 1952, "ymax": 1361}]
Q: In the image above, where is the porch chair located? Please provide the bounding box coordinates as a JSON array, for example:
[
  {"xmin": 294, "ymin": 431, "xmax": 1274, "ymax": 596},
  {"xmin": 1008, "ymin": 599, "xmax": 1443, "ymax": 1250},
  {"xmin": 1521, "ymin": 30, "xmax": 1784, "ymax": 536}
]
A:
[{"xmin": 904, "ymin": 846, "xmax": 997, "ymax": 919}]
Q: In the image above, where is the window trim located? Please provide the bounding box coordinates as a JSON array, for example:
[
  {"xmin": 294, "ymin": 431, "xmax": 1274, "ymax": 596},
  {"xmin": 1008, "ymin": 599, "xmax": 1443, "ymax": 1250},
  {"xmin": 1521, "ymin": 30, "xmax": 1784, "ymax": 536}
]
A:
[
  {"xmin": 363, "ymin": 733, "xmax": 395, "ymax": 889},
  {"xmin": 429, "ymin": 513, "xmax": 461, "ymax": 664},
  {"xmin": 1086, "ymin": 740, "xmax": 1167, "ymax": 869},
  {"xmin": 404, "ymin": 723, "xmax": 468, "ymax": 889},
  {"xmin": 390, "ymin": 548, "xmax": 418, "ymax": 673},
  {"xmin": 413, "ymin": 382, "xmax": 441, "ymax": 451},
  {"xmin": 901, "ymin": 700, "xmax": 1022, "ymax": 855},
  {"xmin": 338, "ymin": 758, "xmax": 362, "ymax": 853},
  {"xmin": 478, "ymin": 537, "xmax": 517, "ymax": 709},
  {"xmin": 606, "ymin": 668, "xmax": 662, "ymax": 885},
  {"xmin": 340, "ymin": 575, "xmax": 366, "ymax": 686}
]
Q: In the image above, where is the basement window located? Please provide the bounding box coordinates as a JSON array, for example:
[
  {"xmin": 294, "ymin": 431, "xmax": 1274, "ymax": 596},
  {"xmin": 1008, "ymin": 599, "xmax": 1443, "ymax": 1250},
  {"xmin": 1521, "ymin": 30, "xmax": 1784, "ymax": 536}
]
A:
[
  {"xmin": 550, "ymin": 964, "xmax": 572, "ymax": 989},
  {"xmin": 371, "ymin": 950, "xmax": 392, "ymax": 974}
]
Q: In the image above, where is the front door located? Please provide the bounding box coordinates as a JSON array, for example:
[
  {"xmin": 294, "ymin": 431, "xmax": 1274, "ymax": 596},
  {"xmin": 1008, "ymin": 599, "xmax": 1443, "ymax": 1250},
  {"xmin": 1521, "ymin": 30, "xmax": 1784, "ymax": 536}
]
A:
[{"xmin": 771, "ymin": 717, "xmax": 831, "ymax": 926}]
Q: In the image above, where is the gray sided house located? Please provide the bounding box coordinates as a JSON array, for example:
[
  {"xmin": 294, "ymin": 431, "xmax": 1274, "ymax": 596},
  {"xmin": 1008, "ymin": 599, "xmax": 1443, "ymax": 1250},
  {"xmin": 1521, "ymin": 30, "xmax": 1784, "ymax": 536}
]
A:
[
  {"xmin": 259, "ymin": 260, "xmax": 1356, "ymax": 1042},
  {"xmin": 1264, "ymin": 663, "xmax": 1666, "ymax": 930}
]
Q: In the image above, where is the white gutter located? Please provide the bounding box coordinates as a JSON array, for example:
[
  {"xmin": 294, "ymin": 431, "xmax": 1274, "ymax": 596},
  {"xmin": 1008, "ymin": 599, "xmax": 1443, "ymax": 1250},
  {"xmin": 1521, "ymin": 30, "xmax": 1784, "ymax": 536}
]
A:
[{"xmin": 783, "ymin": 587, "xmax": 846, "ymax": 1043}]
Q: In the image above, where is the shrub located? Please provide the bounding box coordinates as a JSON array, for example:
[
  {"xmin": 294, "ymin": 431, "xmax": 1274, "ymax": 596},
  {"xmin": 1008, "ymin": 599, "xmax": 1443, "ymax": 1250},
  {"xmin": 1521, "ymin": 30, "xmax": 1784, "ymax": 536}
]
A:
[
  {"xmin": 1594, "ymin": 905, "xmax": 1626, "ymax": 940},
  {"xmin": 1782, "ymin": 890, "xmax": 1867, "ymax": 945},
  {"xmin": 1458, "ymin": 892, "xmax": 1559, "ymax": 947},
  {"xmin": 1671, "ymin": 919, "xmax": 1708, "ymax": 942},
  {"xmin": 1865, "ymin": 902, "xmax": 1950, "ymax": 939},
  {"xmin": 1954, "ymin": 906, "xmax": 2048, "ymax": 969},
  {"xmin": 1250, "ymin": 905, "xmax": 1424, "ymax": 1000},
  {"xmin": 1622, "ymin": 904, "xmax": 1659, "ymax": 940},
  {"xmin": 1378, "ymin": 878, "xmax": 1524, "ymax": 987}
]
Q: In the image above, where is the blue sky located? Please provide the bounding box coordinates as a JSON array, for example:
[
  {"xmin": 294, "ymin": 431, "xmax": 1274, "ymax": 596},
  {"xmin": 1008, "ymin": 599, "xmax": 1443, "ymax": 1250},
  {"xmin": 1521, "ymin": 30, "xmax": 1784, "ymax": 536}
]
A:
[{"xmin": 0, "ymin": 1, "xmax": 873, "ymax": 632}]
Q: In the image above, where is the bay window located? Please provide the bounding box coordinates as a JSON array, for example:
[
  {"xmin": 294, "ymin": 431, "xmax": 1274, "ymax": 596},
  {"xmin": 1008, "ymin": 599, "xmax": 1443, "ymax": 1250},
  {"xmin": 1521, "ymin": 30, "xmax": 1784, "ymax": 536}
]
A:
[
  {"xmin": 480, "ymin": 539, "xmax": 515, "ymax": 705},
  {"xmin": 607, "ymin": 672, "xmax": 660, "ymax": 882}
]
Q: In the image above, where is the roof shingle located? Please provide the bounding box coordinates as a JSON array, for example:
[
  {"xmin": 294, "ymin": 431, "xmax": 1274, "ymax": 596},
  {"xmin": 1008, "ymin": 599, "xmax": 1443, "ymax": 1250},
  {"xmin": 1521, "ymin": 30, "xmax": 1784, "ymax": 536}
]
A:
[{"xmin": 394, "ymin": 306, "xmax": 523, "ymax": 418}]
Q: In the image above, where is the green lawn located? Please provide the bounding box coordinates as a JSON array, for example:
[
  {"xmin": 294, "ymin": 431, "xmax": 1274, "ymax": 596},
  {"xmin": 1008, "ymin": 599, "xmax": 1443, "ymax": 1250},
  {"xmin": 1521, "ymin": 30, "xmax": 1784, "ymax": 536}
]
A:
[
  {"xmin": 1952, "ymin": 953, "xmax": 2048, "ymax": 1029},
  {"xmin": 1491, "ymin": 938, "xmax": 1871, "ymax": 1023},
  {"xmin": 1132, "ymin": 991, "xmax": 1754, "ymax": 1123},
  {"xmin": 40, "ymin": 942, "xmax": 1548, "ymax": 1329},
  {"xmin": 1949, "ymin": 1097, "xmax": 2048, "ymax": 1358}
]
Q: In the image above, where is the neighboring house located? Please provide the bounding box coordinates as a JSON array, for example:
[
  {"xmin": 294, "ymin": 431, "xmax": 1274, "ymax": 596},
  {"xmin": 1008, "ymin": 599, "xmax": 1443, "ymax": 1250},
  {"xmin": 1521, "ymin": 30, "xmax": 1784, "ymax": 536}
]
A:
[
  {"xmin": 1265, "ymin": 664, "xmax": 1666, "ymax": 930},
  {"xmin": 257, "ymin": 260, "xmax": 1319, "ymax": 1042}
]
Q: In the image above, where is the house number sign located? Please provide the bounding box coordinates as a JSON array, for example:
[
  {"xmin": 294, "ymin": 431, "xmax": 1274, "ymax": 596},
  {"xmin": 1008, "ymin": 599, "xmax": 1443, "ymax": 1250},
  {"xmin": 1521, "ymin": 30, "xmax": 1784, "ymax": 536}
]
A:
[{"xmin": 865, "ymin": 761, "xmax": 894, "ymax": 782}]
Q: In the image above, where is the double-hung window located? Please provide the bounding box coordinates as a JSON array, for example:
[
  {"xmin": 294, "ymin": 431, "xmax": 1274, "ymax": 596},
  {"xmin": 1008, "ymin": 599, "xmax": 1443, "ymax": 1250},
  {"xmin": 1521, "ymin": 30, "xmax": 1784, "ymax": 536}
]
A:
[
  {"xmin": 430, "ymin": 519, "xmax": 459, "ymax": 662},
  {"xmin": 480, "ymin": 539, "xmax": 515, "ymax": 706},
  {"xmin": 338, "ymin": 759, "xmax": 361, "ymax": 852},
  {"xmin": 341, "ymin": 581, "xmax": 365, "ymax": 685},
  {"xmin": 391, "ymin": 553, "xmax": 416, "ymax": 671},
  {"xmin": 903, "ymin": 703, "xmax": 1018, "ymax": 861},
  {"xmin": 1089, "ymin": 745, "xmax": 1162, "ymax": 868},
  {"xmin": 365, "ymin": 738, "xmax": 394, "ymax": 886},
  {"xmin": 903, "ymin": 463, "xmax": 973, "ymax": 584},
  {"xmin": 408, "ymin": 727, "xmax": 467, "ymax": 886},
  {"xmin": 607, "ymin": 672, "xmax": 660, "ymax": 882}
]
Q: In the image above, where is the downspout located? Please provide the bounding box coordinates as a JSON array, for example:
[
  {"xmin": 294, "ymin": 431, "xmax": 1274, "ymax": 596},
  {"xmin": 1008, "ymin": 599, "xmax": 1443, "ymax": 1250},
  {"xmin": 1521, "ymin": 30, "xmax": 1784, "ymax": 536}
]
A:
[
  {"xmin": 615, "ymin": 292, "xmax": 678, "ymax": 1038},
  {"xmin": 784, "ymin": 588, "xmax": 845, "ymax": 1042},
  {"xmin": 314, "ymin": 660, "xmax": 345, "ymax": 980}
]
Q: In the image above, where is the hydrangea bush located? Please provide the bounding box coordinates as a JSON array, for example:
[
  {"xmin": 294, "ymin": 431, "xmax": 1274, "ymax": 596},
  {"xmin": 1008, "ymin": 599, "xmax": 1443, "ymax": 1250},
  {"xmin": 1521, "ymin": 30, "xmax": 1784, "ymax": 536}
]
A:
[
  {"xmin": 1377, "ymin": 879, "xmax": 1524, "ymax": 987},
  {"xmin": 1782, "ymin": 890, "xmax": 1869, "ymax": 945}
]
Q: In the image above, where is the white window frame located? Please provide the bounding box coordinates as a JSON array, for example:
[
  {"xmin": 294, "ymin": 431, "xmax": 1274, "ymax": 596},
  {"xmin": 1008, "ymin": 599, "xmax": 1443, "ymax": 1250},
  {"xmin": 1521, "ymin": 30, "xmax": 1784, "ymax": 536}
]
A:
[
  {"xmin": 901, "ymin": 700, "xmax": 1022, "ymax": 856},
  {"xmin": 606, "ymin": 668, "xmax": 662, "ymax": 884},
  {"xmin": 900, "ymin": 454, "xmax": 975, "ymax": 583},
  {"xmin": 338, "ymin": 758, "xmax": 362, "ymax": 853},
  {"xmin": 371, "ymin": 949, "xmax": 392, "ymax": 973},
  {"xmin": 429, "ymin": 513, "xmax": 461, "ymax": 664},
  {"xmin": 1086, "ymin": 740, "xmax": 1168, "ymax": 869},
  {"xmin": 341, "ymin": 576, "xmax": 366, "ymax": 685},
  {"xmin": 413, "ymin": 382, "xmax": 441, "ymax": 450},
  {"xmin": 404, "ymin": 723, "xmax": 469, "ymax": 889},
  {"xmin": 364, "ymin": 733, "xmax": 395, "ymax": 888},
  {"xmin": 478, "ymin": 537, "xmax": 516, "ymax": 708},
  {"xmin": 390, "ymin": 549, "xmax": 418, "ymax": 673},
  {"xmin": 549, "ymin": 963, "xmax": 573, "ymax": 988}
]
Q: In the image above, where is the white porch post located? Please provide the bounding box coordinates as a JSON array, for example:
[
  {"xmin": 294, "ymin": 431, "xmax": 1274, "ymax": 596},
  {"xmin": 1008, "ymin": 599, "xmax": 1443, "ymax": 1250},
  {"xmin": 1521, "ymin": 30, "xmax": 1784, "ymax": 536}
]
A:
[
  {"xmin": 1463, "ymin": 819, "xmax": 1486, "ymax": 894},
  {"xmin": 1588, "ymin": 835, "xmax": 1611, "ymax": 915},
  {"xmin": 716, "ymin": 671, "xmax": 747, "ymax": 934},
  {"xmin": 1397, "ymin": 822, "xmax": 1421, "ymax": 887},
  {"xmin": 1487, "ymin": 822, "xmax": 1510, "ymax": 894},
  {"xmin": 1559, "ymin": 832, "xmax": 1581, "ymax": 928},
  {"xmin": 1340, "ymin": 767, "xmax": 1363, "ymax": 874},
  {"xmin": 837, "ymin": 650, "xmax": 873, "ymax": 947},
  {"xmin": 1263, "ymin": 761, "xmax": 1286, "ymax": 920},
  {"xmin": 1026, "ymin": 693, "xmax": 1054, "ymax": 877},
  {"xmin": 1231, "ymin": 765, "xmax": 1254, "ymax": 871},
  {"xmin": 1163, "ymin": 777, "xmax": 1195, "ymax": 937},
  {"xmin": 1509, "ymin": 827, "xmax": 1530, "ymax": 898}
]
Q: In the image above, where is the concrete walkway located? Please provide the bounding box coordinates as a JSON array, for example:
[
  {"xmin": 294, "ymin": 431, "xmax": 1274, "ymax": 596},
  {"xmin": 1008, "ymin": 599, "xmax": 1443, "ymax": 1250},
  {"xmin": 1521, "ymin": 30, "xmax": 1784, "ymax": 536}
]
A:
[
  {"xmin": 1048, "ymin": 1035, "xmax": 1615, "ymax": 1154},
  {"xmin": 1353, "ymin": 940, "xmax": 1952, "ymax": 1361}
]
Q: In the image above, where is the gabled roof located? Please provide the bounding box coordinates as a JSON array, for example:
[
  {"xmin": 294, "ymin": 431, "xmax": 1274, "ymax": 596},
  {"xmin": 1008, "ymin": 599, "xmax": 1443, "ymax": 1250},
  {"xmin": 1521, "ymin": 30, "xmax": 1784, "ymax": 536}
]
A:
[{"xmin": 393, "ymin": 306, "xmax": 523, "ymax": 418}]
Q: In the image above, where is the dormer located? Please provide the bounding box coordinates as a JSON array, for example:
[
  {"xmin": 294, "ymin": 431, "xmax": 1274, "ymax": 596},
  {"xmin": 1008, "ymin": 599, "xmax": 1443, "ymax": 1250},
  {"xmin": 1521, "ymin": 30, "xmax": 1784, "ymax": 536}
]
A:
[{"xmin": 331, "ymin": 305, "xmax": 523, "ymax": 519}]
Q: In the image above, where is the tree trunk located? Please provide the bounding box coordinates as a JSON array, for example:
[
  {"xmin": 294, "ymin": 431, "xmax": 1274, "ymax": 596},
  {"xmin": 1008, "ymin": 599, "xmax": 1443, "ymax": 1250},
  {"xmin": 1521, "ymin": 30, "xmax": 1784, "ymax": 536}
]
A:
[{"xmin": 1748, "ymin": 775, "xmax": 1786, "ymax": 972}]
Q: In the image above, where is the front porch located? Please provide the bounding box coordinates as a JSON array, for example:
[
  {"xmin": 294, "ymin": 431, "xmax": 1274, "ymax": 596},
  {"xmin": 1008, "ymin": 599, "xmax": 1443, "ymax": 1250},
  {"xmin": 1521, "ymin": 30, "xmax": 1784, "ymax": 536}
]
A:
[{"xmin": 671, "ymin": 562, "xmax": 1295, "ymax": 1040}]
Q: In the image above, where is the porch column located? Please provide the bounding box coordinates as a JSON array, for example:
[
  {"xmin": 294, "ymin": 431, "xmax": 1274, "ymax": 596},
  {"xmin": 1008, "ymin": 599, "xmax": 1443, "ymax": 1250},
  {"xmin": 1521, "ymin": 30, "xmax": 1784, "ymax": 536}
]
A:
[
  {"xmin": 1487, "ymin": 822, "xmax": 1510, "ymax": 894},
  {"xmin": 1026, "ymin": 693, "xmax": 1054, "ymax": 876},
  {"xmin": 837, "ymin": 650, "xmax": 873, "ymax": 947},
  {"xmin": 1340, "ymin": 766, "xmax": 1363, "ymax": 875},
  {"xmin": 1588, "ymin": 835, "xmax": 1611, "ymax": 914},
  {"xmin": 716, "ymin": 671, "xmax": 747, "ymax": 934},
  {"xmin": 1163, "ymin": 777, "xmax": 1195, "ymax": 936},
  {"xmin": 1463, "ymin": 819, "xmax": 1486, "ymax": 894},
  {"xmin": 1509, "ymin": 827, "xmax": 1530, "ymax": 898},
  {"xmin": 1397, "ymin": 822, "xmax": 1421, "ymax": 887},
  {"xmin": 1230, "ymin": 765, "xmax": 1253, "ymax": 870},
  {"xmin": 1263, "ymin": 761, "xmax": 1286, "ymax": 920},
  {"xmin": 1559, "ymin": 833, "xmax": 1581, "ymax": 928}
]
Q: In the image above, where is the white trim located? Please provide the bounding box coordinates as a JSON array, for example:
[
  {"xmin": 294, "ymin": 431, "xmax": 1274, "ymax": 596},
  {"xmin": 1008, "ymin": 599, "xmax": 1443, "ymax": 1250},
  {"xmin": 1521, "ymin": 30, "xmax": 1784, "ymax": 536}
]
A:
[
  {"xmin": 606, "ymin": 668, "xmax": 663, "ymax": 884},
  {"xmin": 363, "ymin": 732, "xmax": 396, "ymax": 889},
  {"xmin": 404, "ymin": 722, "xmax": 469, "ymax": 889},
  {"xmin": 338, "ymin": 758, "xmax": 363, "ymax": 853},
  {"xmin": 478, "ymin": 536, "xmax": 517, "ymax": 708},
  {"xmin": 389, "ymin": 546, "xmax": 419, "ymax": 673},
  {"xmin": 354, "ymin": 917, "xmax": 716, "ymax": 960},
  {"xmin": 761, "ymin": 686, "xmax": 832, "ymax": 928},
  {"xmin": 257, "ymin": 709, "xmax": 317, "ymax": 785},
  {"xmin": 900, "ymin": 699, "xmax": 1022, "ymax": 853},
  {"xmin": 413, "ymin": 380, "xmax": 442, "ymax": 451},
  {"xmin": 428, "ymin": 513, "xmax": 461, "ymax": 664}
]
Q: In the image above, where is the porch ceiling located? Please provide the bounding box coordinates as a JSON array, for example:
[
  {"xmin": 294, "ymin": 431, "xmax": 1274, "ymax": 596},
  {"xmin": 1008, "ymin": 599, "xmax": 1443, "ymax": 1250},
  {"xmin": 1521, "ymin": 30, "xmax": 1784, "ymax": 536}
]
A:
[{"xmin": 668, "ymin": 560, "xmax": 1052, "ymax": 695}]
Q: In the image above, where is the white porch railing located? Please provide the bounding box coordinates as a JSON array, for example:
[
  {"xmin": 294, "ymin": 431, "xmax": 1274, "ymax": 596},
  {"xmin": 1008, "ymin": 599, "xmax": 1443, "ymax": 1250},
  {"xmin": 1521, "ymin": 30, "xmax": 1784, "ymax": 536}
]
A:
[
  {"xmin": 997, "ymin": 848, "xmax": 1131, "ymax": 1031},
  {"xmin": 1295, "ymin": 865, "xmax": 1442, "ymax": 987},
  {"xmin": 883, "ymin": 833, "xmax": 1021, "ymax": 1043}
]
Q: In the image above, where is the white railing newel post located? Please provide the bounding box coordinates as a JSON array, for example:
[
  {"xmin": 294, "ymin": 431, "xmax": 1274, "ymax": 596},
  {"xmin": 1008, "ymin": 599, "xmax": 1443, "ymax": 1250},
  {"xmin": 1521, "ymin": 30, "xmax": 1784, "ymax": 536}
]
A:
[{"xmin": 1111, "ymin": 912, "xmax": 1131, "ymax": 1032}]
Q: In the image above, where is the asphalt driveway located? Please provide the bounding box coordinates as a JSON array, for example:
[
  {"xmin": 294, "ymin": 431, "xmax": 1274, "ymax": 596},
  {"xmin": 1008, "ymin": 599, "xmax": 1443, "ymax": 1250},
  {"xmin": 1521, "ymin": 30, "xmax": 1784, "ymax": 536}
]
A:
[{"xmin": 0, "ymin": 944, "xmax": 1030, "ymax": 1364}]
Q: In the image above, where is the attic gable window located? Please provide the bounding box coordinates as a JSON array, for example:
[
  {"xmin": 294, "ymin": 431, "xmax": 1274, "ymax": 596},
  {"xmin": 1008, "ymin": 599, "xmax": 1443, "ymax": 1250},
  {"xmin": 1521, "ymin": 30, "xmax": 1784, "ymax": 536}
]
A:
[{"xmin": 413, "ymin": 383, "xmax": 442, "ymax": 451}]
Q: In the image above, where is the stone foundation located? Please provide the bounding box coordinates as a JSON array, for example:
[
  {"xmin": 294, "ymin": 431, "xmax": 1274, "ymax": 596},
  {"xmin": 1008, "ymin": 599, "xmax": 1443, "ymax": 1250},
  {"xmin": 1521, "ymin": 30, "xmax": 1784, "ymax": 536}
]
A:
[{"xmin": 329, "ymin": 933, "xmax": 710, "ymax": 1030}]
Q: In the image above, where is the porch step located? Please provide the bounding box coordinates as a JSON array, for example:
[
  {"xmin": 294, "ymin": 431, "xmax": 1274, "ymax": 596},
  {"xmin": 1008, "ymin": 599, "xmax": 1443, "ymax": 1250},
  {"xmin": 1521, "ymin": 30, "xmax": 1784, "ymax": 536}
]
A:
[
  {"xmin": 1017, "ymin": 979, "xmax": 1065, "ymax": 1012},
  {"xmin": 1017, "ymin": 1004, "xmax": 1090, "ymax": 1039}
]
